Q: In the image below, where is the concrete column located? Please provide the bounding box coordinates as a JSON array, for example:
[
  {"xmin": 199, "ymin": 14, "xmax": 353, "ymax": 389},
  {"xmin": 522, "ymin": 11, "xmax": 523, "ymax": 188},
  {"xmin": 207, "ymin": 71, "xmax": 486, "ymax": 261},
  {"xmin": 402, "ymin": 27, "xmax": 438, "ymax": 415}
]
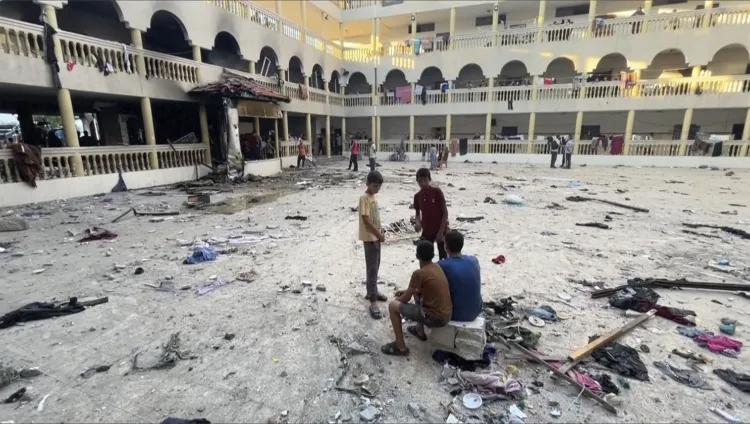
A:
[
  {"xmin": 132, "ymin": 29, "xmax": 147, "ymax": 76},
  {"xmin": 282, "ymin": 110, "xmax": 290, "ymax": 142},
  {"xmin": 740, "ymin": 108, "xmax": 750, "ymax": 157},
  {"xmin": 690, "ymin": 65, "xmax": 701, "ymax": 95},
  {"xmin": 304, "ymin": 74, "xmax": 310, "ymax": 102},
  {"xmin": 487, "ymin": 77, "xmax": 494, "ymax": 102},
  {"xmin": 624, "ymin": 110, "xmax": 635, "ymax": 155},
  {"xmin": 449, "ymin": 8, "xmax": 456, "ymax": 50},
  {"xmin": 527, "ymin": 112, "xmax": 536, "ymax": 153},
  {"xmin": 643, "ymin": 0, "xmax": 653, "ymax": 32},
  {"xmin": 536, "ymin": 0, "xmax": 546, "ymax": 42},
  {"xmin": 588, "ymin": 0, "xmax": 597, "ymax": 22},
  {"xmin": 339, "ymin": 22, "xmax": 344, "ymax": 54},
  {"xmin": 374, "ymin": 18, "xmax": 380, "ymax": 55},
  {"xmin": 325, "ymin": 115, "xmax": 331, "ymax": 157},
  {"xmin": 703, "ymin": 1, "xmax": 714, "ymax": 28},
  {"xmin": 631, "ymin": 69, "xmax": 642, "ymax": 97},
  {"xmin": 376, "ymin": 116, "xmax": 381, "ymax": 148},
  {"xmin": 254, "ymin": 117, "xmax": 261, "ymax": 136},
  {"xmin": 275, "ymin": 0, "xmax": 281, "ymax": 14},
  {"xmin": 573, "ymin": 111, "xmax": 583, "ymax": 155},
  {"xmin": 274, "ymin": 118, "xmax": 280, "ymax": 158},
  {"xmin": 342, "ymin": 117, "xmax": 347, "ymax": 143},
  {"xmin": 409, "ymin": 115, "xmax": 415, "ymax": 152},
  {"xmin": 484, "ymin": 113, "xmax": 491, "ymax": 153},
  {"xmin": 492, "ymin": 3, "xmax": 499, "ymax": 47},
  {"xmin": 371, "ymin": 116, "xmax": 376, "ymax": 143},
  {"xmin": 301, "ymin": 1, "xmax": 308, "ymax": 42},
  {"xmin": 531, "ymin": 76, "xmax": 539, "ymax": 101},
  {"xmin": 305, "ymin": 113, "xmax": 312, "ymax": 153},
  {"xmin": 679, "ymin": 108, "xmax": 693, "ymax": 156},
  {"xmin": 411, "ymin": 82, "xmax": 416, "ymax": 104},
  {"xmin": 447, "ymin": 80, "xmax": 453, "ymax": 104},
  {"xmin": 199, "ymin": 105, "xmax": 212, "ymax": 164},
  {"xmin": 140, "ymin": 97, "xmax": 159, "ymax": 169},
  {"xmin": 248, "ymin": 60, "xmax": 255, "ymax": 75},
  {"xmin": 411, "ymin": 15, "xmax": 417, "ymax": 54},
  {"xmin": 446, "ymin": 114, "xmax": 452, "ymax": 142},
  {"xmin": 57, "ymin": 89, "xmax": 84, "ymax": 176}
]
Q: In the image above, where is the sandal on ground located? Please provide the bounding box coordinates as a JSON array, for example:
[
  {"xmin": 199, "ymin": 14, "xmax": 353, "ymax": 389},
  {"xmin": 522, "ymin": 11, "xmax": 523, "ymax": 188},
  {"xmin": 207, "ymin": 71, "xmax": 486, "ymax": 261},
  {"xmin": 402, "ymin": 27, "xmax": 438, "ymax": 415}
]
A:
[
  {"xmin": 407, "ymin": 325, "xmax": 428, "ymax": 342},
  {"xmin": 369, "ymin": 305, "xmax": 382, "ymax": 320},
  {"xmin": 363, "ymin": 293, "xmax": 388, "ymax": 302},
  {"xmin": 381, "ymin": 341, "xmax": 409, "ymax": 356}
]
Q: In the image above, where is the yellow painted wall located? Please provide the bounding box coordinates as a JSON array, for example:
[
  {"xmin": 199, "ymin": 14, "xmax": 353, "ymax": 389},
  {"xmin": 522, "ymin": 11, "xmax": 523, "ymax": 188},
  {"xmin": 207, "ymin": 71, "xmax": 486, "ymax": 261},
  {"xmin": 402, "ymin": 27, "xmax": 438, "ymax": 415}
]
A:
[
  {"xmin": 326, "ymin": 16, "xmax": 341, "ymax": 40},
  {"xmin": 280, "ymin": 1, "xmax": 303, "ymax": 27},
  {"xmin": 307, "ymin": 4, "xmax": 325, "ymax": 35},
  {"xmin": 251, "ymin": 0, "xmax": 277, "ymax": 14}
]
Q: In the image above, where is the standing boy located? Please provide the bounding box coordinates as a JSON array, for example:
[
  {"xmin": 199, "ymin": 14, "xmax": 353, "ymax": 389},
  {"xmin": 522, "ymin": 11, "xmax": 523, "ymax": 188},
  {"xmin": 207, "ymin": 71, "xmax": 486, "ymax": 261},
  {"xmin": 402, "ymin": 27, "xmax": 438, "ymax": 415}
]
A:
[
  {"xmin": 414, "ymin": 168, "xmax": 449, "ymax": 260},
  {"xmin": 359, "ymin": 170, "xmax": 386, "ymax": 319},
  {"xmin": 564, "ymin": 137, "xmax": 574, "ymax": 169},
  {"xmin": 348, "ymin": 138, "xmax": 359, "ymax": 171},
  {"xmin": 547, "ymin": 136, "xmax": 559, "ymax": 168},
  {"xmin": 368, "ymin": 138, "xmax": 377, "ymax": 171},
  {"xmin": 296, "ymin": 139, "xmax": 307, "ymax": 169}
]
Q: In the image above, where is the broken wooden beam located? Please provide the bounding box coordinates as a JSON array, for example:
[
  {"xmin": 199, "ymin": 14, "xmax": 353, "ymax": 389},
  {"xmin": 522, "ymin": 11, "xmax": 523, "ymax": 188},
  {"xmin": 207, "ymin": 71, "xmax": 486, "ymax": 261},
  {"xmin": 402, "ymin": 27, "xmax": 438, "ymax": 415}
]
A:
[
  {"xmin": 503, "ymin": 340, "xmax": 617, "ymax": 414},
  {"xmin": 566, "ymin": 195, "xmax": 649, "ymax": 213},
  {"xmin": 567, "ymin": 309, "xmax": 656, "ymax": 365},
  {"xmin": 133, "ymin": 210, "xmax": 180, "ymax": 217},
  {"xmin": 112, "ymin": 208, "xmax": 135, "ymax": 223},
  {"xmin": 591, "ymin": 279, "xmax": 750, "ymax": 299}
]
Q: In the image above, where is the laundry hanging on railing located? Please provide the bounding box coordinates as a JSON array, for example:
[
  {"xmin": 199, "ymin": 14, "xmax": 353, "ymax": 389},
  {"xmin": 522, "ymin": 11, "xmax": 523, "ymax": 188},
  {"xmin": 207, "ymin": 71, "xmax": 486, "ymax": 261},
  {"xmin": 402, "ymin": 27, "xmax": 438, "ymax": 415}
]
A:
[
  {"xmin": 440, "ymin": 82, "xmax": 450, "ymax": 93},
  {"xmin": 543, "ymin": 77, "xmax": 555, "ymax": 85},
  {"xmin": 414, "ymin": 38, "xmax": 422, "ymax": 55},
  {"xmin": 395, "ymin": 85, "xmax": 412, "ymax": 103},
  {"xmin": 620, "ymin": 71, "xmax": 636, "ymax": 89},
  {"xmin": 299, "ymin": 84, "xmax": 308, "ymax": 100},
  {"xmin": 122, "ymin": 44, "xmax": 133, "ymax": 74},
  {"xmin": 415, "ymin": 84, "xmax": 424, "ymax": 95},
  {"xmin": 42, "ymin": 20, "xmax": 61, "ymax": 89},
  {"xmin": 421, "ymin": 37, "xmax": 432, "ymax": 52},
  {"xmin": 573, "ymin": 76, "xmax": 586, "ymax": 89}
]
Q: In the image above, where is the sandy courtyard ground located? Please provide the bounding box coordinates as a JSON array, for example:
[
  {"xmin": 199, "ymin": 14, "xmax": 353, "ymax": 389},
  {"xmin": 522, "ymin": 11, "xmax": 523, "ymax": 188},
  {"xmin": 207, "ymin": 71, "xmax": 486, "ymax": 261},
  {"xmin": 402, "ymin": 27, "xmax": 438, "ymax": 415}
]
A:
[{"xmin": 0, "ymin": 158, "xmax": 749, "ymax": 423}]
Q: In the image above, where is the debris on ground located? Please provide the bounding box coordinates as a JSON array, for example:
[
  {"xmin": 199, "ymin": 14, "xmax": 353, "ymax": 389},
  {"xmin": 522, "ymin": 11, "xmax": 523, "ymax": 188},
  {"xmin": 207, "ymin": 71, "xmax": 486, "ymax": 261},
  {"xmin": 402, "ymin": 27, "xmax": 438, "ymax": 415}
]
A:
[
  {"xmin": 713, "ymin": 369, "xmax": 750, "ymax": 392},
  {"xmin": 676, "ymin": 326, "xmax": 743, "ymax": 357},
  {"xmin": 566, "ymin": 195, "xmax": 650, "ymax": 213},
  {"xmin": 132, "ymin": 332, "xmax": 189, "ymax": 371},
  {"xmin": 0, "ymin": 217, "xmax": 28, "ymax": 232},
  {"xmin": 196, "ymin": 278, "xmax": 227, "ymax": 295},
  {"xmin": 183, "ymin": 246, "xmax": 217, "ymax": 264},
  {"xmin": 3, "ymin": 387, "xmax": 26, "ymax": 403},
  {"xmin": 682, "ymin": 223, "xmax": 750, "ymax": 240},
  {"xmin": 78, "ymin": 227, "xmax": 117, "ymax": 242},
  {"xmin": 284, "ymin": 215, "xmax": 308, "ymax": 221},
  {"xmin": 503, "ymin": 194, "xmax": 524, "ymax": 206},
  {"xmin": 483, "ymin": 197, "xmax": 497, "ymax": 204},
  {"xmin": 236, "ymin": 270, "xmax": 258, "ymax": 282},
  {"xmin": 653, "ymin": 361, "xmax": 712, "ymax": 390},
  {"xmin": 589, "ymin": 338, "xmax": 650, "ymax": 381},
  {"xmin": 576, "ymin": 222, "xmax": 611, "ymax": 230},
  {"xmin": 0, "ymin": 297, "xmax": 109, "ymax": 329},
  {"xmin": 80, "ymin": 364, "xmax": 111, "ymax": 379}
]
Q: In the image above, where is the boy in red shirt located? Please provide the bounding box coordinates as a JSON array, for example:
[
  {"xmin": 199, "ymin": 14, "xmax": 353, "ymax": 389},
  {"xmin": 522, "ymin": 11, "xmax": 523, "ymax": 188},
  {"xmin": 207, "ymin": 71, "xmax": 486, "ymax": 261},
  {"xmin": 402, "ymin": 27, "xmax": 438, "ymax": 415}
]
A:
[
  {"xmin": 413, "ymin": 168, "xmax": 449, "ymax": 260},
  {"xmin": 348, "ymin": 138, "xmax": 359, "ymax": 171}
]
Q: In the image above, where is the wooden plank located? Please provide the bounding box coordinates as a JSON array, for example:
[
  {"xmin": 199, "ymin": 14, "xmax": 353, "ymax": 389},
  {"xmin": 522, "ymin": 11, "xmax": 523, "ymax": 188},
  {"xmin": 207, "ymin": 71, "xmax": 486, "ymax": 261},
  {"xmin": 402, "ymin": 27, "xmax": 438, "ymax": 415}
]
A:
[
  {"xmin": 568, "ymin": 309, "xmax": 656, "ymax": 362},
  {"xmin": 504, "ymin": 354, "xmax": 566, "ymax": 362},
  {"xmin": 504, "ymin": 340, "xmax": 617, "ymax": 414}
]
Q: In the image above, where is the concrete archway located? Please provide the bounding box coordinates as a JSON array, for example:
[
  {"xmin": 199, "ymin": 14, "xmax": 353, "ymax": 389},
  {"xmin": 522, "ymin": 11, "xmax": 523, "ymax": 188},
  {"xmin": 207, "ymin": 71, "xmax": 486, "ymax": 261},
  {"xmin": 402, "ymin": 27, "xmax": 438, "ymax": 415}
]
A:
[
  {"xmin": 144, "ymin": 10, "xmax": 191, "ymax": 59},
  {"xmin": 497, "ymin": 61, "xmax": 529, "ymax": 86},
  {"xmin": 383, "ymin": 69, "xmax": 408, "ymax": 91},
  {"xmin": 417, "ymin": 67, "xmax": 444, "ymax": 89},
  {"xmin": 543, "ymin": 57, "xmax": 579, "ymax": 83},
  {"xmin": 311, "ymin": 64, "xmax": 325, "ymax": 90},
  {"xmin": 256, "ymin": 46, "xmax": 279, "ymax": 77},
  {"xmin": 457, "ymin": 63, "xmax": 485, "ymax": 88},
  {"xmin": 708, "ymin": 44, "xmax": 750, "ymax": 76},
  {"xmin": 345, "ymin": 72, "xmax": 370, "ymax": 94}
]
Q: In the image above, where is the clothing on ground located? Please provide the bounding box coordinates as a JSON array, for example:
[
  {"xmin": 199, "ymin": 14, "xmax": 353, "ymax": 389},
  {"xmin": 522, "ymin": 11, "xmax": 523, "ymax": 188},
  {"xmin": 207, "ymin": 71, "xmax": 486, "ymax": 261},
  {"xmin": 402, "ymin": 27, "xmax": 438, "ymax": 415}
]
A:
[
  {"xmin": 527, "ymin": 305, "xmax": 558, "ymax": 322},
  {"xmin": 183, "ymin": 246, "xmax": 217, "ymax": 264},
  {"xmin": 695, "ymin": 333, "xmax": 743, "ymax": 357},
  {"xmin": 358, "ymin": 193, "xmax": 381, "ymax": 242},
  {"xmin": 408, "ymin": 262, "xmax": 452, "ymax": 321},
  {"xmin": 161, "ymin": 418, "xmax": 211, "ymax": 424},
  {"xmin": 432, "ymin": 345, "xmax": 496, "ymax": 372},
  {"xmin": 414, "ymin": 186, "xmax": 447, "ymax": 238},
  {"xmin": 0, "ymin": 298, "xmax": 86, "ymax": 329},
  {"xmin": 592, "ymin": 373, "xmax": 620, "ymax": 394},
  {"xmin": 589, "ymin": 338, "xmax": 650, "ymax": 381},
  {"xmin": 714, "ymin": 369, "xmax": 750, "ymax": 392},
  {"xmin": 653, "ymin": 361, "xmax": 713, "ymax": 390},
  {"xmin": 438, "ymin": 255, "xmax": 482, "ymax": 322},
  {"xmin": 457, "ymin": 370, "xmax": 525, "ymax": 398},
  {"xmin": 550, "ymin": 361, "xmax": 602, "ymax": 396},
  {"xmin": 78, "ymin": 227, "xmax": 118, "ymax": 242}
]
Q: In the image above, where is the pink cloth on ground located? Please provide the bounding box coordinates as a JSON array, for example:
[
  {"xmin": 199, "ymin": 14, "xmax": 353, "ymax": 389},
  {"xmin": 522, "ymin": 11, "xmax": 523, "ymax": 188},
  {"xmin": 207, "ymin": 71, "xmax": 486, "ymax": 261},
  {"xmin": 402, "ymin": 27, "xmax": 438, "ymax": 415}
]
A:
[
  {"xmin": 695, "ymin": 334, "xmax": 743, "ymax": 354},
  {"xmin": 550, "ymin": 362, "xmax": 603, "ymax": 396}
]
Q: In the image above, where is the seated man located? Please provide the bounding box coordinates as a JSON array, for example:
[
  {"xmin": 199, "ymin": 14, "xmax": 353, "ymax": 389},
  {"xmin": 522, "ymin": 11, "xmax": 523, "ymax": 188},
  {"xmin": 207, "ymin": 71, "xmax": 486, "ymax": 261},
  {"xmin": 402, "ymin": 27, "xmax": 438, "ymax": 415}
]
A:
[
  {"xmin": 381, "ymin": 240, "xmax": 452, "ymax": 356},
  {"xmin": 438, "ymin": 231, "xmax": 482, "ymax": 322}
]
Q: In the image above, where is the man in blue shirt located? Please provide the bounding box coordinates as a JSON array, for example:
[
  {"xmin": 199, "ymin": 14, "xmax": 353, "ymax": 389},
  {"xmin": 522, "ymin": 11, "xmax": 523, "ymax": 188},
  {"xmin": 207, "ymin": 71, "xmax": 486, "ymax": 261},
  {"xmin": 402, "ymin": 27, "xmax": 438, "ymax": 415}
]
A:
[{"xmin": 438, "ymin": 231, "xmax": 482, "ymax": 322}]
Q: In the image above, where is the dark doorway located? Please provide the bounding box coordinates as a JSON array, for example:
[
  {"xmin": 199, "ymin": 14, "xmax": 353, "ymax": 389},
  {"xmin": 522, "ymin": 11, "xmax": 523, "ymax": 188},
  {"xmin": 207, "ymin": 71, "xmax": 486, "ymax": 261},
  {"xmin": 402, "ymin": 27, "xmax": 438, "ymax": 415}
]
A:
[{"xmin": 732, "ymin": 123, "xmax": 744, "ymax": 141}]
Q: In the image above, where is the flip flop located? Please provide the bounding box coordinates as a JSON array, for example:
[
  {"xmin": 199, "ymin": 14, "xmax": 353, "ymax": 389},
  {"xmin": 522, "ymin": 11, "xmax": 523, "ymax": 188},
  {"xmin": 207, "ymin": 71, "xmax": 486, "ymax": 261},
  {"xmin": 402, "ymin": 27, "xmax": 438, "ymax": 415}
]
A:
[
  {"xmin": 492, "ymin": 255, "xmax": 506, "ymax": 264},
  {"xmin": 363, "ymin": 293, "xmax": 388, "ymax": 302},
  {"xmin": 407, "ymin": 325, "xmax": 427, "ymax": 341},
  {"xmin": 381, "ymin": 341, "xmax": 409, "ymax": 356},
  {"xmin": 369, "ymin": 305, "xmax": 382, "ymax": 320}
]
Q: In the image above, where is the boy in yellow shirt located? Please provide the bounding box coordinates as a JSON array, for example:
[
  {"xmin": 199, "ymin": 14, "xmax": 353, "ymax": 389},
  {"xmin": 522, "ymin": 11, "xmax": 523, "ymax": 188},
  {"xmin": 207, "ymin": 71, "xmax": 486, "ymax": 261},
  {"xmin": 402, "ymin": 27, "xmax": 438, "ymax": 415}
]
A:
[{"xmin": 359, "ymin": 170, "xmax": 386, "ymax": 319}]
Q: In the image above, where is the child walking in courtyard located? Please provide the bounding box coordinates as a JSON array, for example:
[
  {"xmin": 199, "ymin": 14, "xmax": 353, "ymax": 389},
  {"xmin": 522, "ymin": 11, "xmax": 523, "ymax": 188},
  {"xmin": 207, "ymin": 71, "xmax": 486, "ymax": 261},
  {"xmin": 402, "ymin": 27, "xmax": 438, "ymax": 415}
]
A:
[
  {"xmin": 414, "ymin": 168, "xmax": 449, "ymax": 260},
  {"xmin": 359, "ymin": 170, "xmax": 386, "ymax": 319}
]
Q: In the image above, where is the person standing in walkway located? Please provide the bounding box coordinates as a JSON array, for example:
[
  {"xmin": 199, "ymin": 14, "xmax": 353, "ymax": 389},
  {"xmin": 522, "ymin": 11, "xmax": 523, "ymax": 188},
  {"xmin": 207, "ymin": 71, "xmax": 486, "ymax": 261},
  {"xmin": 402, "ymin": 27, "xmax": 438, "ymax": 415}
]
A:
[
  {"xmin": 429, "ymin": 144, "xmax": 438, "ymax": 170},
  {"xmin": 296, "ymin": 139, "xmax": 308, "ymax": 169},
  {"xmin": 547, "ymin": 136, "xmax": 559, "ymax": 168},
  {"xmin": 368, "ymin": 138, "xmax": 377, "ymax": 171},
  {"xmin": 564, "ymin": 137, "xmax": 574, "ymax": 169},
  {"xmin": 348, "ymin": 138, "xmax": 359, "ymax": 171}
]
